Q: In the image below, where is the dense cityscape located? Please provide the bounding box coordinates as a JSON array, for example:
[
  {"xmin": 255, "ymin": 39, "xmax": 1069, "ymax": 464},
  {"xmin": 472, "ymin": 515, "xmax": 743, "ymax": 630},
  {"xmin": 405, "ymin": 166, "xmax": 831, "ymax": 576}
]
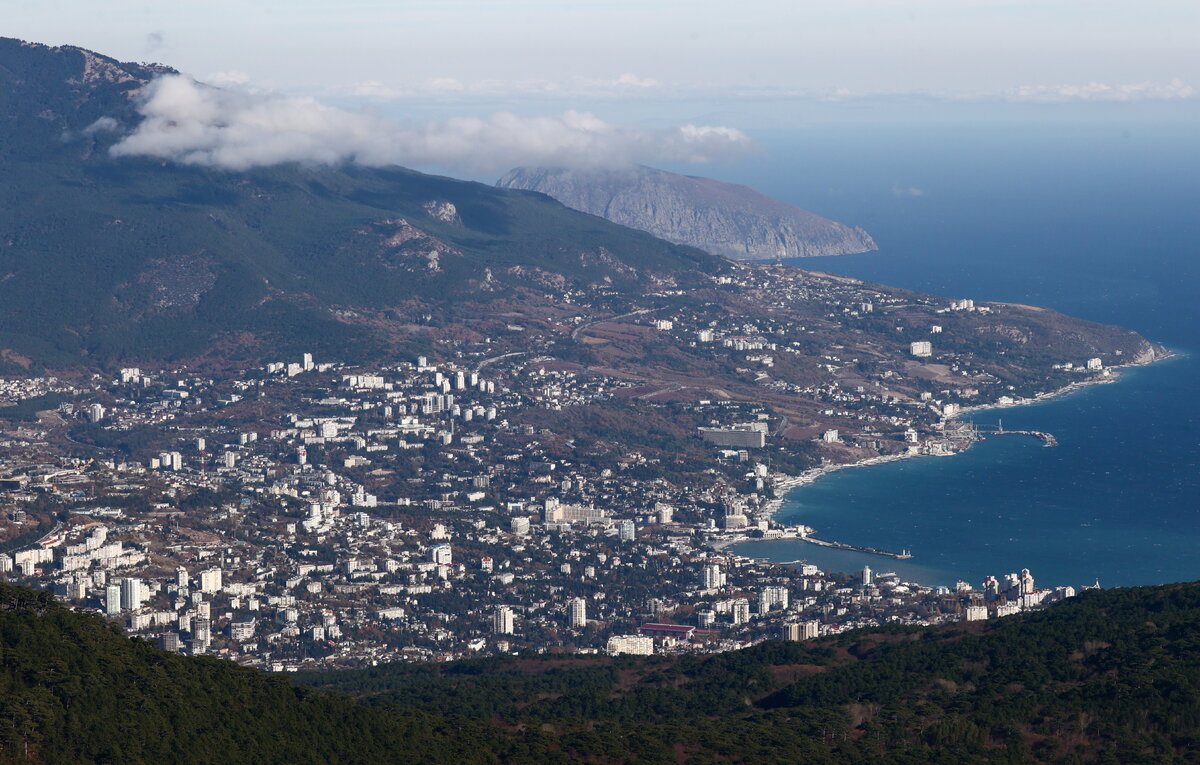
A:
[{"xmin": 0, "ymin": 266, "xmax": 1114, "ymax": 671}]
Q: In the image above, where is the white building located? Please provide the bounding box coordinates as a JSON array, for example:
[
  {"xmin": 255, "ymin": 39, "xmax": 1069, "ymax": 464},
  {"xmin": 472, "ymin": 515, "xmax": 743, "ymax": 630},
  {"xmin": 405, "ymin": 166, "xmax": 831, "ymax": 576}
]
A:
[
  {"xmin": 105, "ymin": 584, "xmax": 122, "ymax": 616},
  {"xmin": 910, "ymin": 340, "xmax": 933, "ymax": 357},
  {"xmin": 430, "ymin": 544, "xmax": 452, "ymax": 566},
  {"xmin": 493, "ymin": 606, "xmax": 515, "ymax": 635},
  {"xmin": 607, "ymin": 635, "xmax": 654, "ymax": 655},
  {"xmin": 198, "ymin": 568, "xmax": 223, "ymax": 594},
  {"xmin": 783, "ymin": 620, "xmax": 821, "ymax": 640},
  {"xmin": 568, "ymin": 597, "xmax": 587, "ymax": 628},
  {"xmin": 618, "ymin": 519, "xmax": 636, "ymax": 542},
  {"xmin": 702, "ymin": 563, "xmax": 726, "ymax": 590},
  {"xmin": 759, "ymin": 586, "xmax": 789, "ymax": 613},
  {"xmin": 121, "ymin": 577, "xmax": 144, "ymax": 611},
  {"xmin": 731, "ymin": 599, "xmax": 750, "ymax": 625}
]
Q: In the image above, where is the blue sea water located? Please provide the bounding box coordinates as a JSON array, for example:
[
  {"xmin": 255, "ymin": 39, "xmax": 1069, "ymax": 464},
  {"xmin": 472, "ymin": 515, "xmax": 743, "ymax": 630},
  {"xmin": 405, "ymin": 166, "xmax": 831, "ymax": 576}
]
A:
[{"xmin": 715, "ymin": 122, "xmax": 1200, "ymax": 588}]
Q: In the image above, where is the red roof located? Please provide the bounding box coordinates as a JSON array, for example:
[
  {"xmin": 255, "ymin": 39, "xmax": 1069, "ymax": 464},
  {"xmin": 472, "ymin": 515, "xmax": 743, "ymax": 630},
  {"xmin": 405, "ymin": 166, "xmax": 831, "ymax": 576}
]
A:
[{"xmin": 640, "ymin": 623, "xmax": 695, "ymax": 635}]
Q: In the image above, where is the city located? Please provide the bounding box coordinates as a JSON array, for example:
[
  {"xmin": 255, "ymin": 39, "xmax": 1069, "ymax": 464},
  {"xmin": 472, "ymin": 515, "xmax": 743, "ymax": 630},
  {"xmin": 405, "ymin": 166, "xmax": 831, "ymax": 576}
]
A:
[{"xmin": 0, "ymin": 264, "xmax": 1115, "ymax": 671}]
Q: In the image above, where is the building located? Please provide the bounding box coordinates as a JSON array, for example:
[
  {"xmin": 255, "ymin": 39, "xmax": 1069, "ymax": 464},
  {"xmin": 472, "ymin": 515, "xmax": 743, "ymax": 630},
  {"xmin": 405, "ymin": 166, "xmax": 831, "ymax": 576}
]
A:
[
  {"xmin": 699, "ymin": 423, "xmax": 767, "ymax": 449},
  {"xmin": 568, "ymin": 597, "xmax": 587, "ymax": 628},
  {"xmin": 199, "ymin": 568, "xmax": 223, "ymax": 594},
  {"xmin": 493, "ymin": 606, "xmax": 515, "ymax": 635},
  {"xmin": 193, "ymin": 616, "xmax": 211, "ymax": 643},
  {"xmin": 731, "ymin": 598, "xmax": 750, "ymax": 625},
  {"xmin": 230, "ymin": 618, "xmax": 257, "ymax": 641},
  {"xmin": 640, "ymin": 623, "xmax": 696, "ymax": 641},
  {"xmin": 702, "ymin": 563, "xmax": 726, "ymax": 590},
  {"xmin": 821, "ymin": 429, "xmax": 839, "ymax": 443},
  {"xmin": 510, "ymin": 517, "xmax": 530, "ymax": 536},
  {"xmin": 759, "ymin": 586, "xmax": 789, "ymax": 613},
  {"xmin": 120, "ymin": 577, "xmax": 144, "ymax": 611},
  {"xmin": 430, "ymin": 544, "xmax": 452, "ymax": 565},
  {"xmin": 910, "ymin": 340, "xmax": 933, "ymax": 357},
  {"xmin": 544, "ymin": 504, "xmax": 608, "ymax": 525},
  {"xmin": 861, "ymin": 565, "xmax": 873, "ymax": 587},
  {"xmin": 618, "ymin": 519, "xmax": 636, "ymax": 542},
  {"xmin": 782, "ymin": 621, "xmax": 820, "ymax": 641},
  {"xmin": 607, "ymin": 635, "xmax": 654, "ymax": 655},
  {"xmin": 105, "ymin": 584, "xmax": 122, "ymax": 616},
  {"xmin": 696, "ymin": 609, "xmax": 716, "ymax": 628},
  {"xmin": 963, "ymin": 604, "xmax": 988, "ymax": 622}
]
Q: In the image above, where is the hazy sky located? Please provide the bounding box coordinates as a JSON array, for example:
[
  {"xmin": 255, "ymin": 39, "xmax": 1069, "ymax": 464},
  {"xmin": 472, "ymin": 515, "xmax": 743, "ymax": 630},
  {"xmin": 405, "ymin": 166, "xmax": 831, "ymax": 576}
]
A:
[
  {"xmin": 10, "ymin": 0, "xmax": 1198, "ymax": 108},
  {"xmin": 8, "ymin": 0, "xmax": 1198, "ymax": 175}
]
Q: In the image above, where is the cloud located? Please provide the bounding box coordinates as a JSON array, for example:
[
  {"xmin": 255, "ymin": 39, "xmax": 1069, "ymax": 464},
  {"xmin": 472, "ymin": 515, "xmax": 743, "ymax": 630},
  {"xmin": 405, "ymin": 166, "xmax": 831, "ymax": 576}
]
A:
[
  {"xmin": 1005, "ymin": 78, "xmax": 1196, "ymax": 103},
  {"xmin": 891, "ymin": 185, "xmax": 924, "ymax": 197},
  {"xmin": 109, "ymin": 75, "xmax": 752, "ymax": 173},
  {"xmin": 613, "ymin": 73, "xmax": 661, "ymax": 89},
  {"xmin": 144, "ymin": 31, "xmax": 164, "ymax": 55},
  {"xmin": 205, "ymin": 70, "xmax": 252, "ymax": 87},
  {"xmin": 83, "ymin": 117, "xmax": 120, "ymax": 135}
]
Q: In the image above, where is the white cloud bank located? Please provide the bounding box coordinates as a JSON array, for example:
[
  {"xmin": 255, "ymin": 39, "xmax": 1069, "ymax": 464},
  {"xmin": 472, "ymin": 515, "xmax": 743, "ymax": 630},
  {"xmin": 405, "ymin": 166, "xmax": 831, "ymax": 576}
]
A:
[
  {"xmin": 108, "ymin": 76, "xmax": 752, "ymax": 173},
  {"xmin": 1005, "ymin": 78, "xmax": 1196, "ymax": 103}
]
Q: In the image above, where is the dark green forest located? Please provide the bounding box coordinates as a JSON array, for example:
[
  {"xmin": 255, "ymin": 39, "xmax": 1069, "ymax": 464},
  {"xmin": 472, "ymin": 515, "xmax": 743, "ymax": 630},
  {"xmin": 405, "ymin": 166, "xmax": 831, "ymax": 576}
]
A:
[{"xmin": 1, "ymin": 580, "xmax": 1198, "ymax": 763}]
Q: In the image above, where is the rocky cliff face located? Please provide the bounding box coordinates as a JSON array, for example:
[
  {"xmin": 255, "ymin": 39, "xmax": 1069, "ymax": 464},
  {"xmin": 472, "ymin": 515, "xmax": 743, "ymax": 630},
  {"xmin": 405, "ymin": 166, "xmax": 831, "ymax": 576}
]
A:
[{"xmin": 498, "ymin": 165, "xmax": 877, "ymax": 260}]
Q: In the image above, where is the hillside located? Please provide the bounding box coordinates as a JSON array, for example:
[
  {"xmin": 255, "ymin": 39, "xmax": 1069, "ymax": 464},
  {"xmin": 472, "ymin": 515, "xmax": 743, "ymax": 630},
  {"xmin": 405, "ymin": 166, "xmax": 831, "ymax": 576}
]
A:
[
  {"xmin": 0, "ymin": 38, "xmax": 726, "ymax": 368},
  {"xmin": 297, "ymin": 579, "xmax": 1198, "ymax": 762},
  {"xmin": 0, "ymin": 581, "xmax": 1198, "ymax": 763},
  {"xmin": 497, "ymin": 165, "xmax": 878, "ymax": 260}
]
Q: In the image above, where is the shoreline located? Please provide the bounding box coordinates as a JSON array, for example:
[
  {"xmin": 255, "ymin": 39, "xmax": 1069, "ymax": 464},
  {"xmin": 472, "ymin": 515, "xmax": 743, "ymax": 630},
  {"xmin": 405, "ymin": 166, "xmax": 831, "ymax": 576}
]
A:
[
  {"xmin": 746, "ymin": 345, "xmax": 1175, "ymax": 568},
  {"xmin": 767, "ymin": 344, "xmax": 1175, "ymax": 505}
]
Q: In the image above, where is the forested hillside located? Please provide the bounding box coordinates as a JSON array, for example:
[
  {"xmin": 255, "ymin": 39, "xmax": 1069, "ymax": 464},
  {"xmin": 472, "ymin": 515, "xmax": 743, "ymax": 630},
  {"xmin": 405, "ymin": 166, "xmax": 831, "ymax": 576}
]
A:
[
  {"xmin": 1, "ymin": 580, "xmax": 1198, "ymax": 763},
  {"xmin": 0, "ymin": 38, "xmax": 725, "ymax": 368}
]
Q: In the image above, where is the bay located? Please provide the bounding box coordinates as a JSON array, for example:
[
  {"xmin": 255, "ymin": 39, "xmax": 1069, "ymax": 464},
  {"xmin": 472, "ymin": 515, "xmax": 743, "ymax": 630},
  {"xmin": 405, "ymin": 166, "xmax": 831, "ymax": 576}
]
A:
[{"xmin": 717, "ymin": 121, "xmax": 1200, "ymax": 588}]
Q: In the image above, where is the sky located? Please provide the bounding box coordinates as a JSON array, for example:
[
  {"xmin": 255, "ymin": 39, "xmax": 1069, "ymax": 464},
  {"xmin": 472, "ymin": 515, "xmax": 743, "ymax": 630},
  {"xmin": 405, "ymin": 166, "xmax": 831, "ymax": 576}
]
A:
[{"xmin": 8, "ymin": 0, "xmax": 1199, "ymax": 175}]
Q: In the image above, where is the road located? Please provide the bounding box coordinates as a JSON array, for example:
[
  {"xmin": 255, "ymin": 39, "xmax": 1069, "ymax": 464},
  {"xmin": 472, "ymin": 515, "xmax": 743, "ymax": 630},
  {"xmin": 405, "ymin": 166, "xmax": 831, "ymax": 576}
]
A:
[
  {"xmin": 570, "ymin": 307, "xmax": 658, "ymax": 341},
  {"xmin": 473, "ymin": 351, "xmax": 529, "ymax": 373}
]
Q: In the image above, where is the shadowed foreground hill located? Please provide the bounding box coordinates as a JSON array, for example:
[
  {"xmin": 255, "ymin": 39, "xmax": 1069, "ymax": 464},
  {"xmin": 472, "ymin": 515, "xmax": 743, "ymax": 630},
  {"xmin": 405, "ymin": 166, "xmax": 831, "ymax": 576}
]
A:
[
  {"xmin": 1, "ymin": 581, "xmax": 1199, "ymax": 763},
  {"xmin": 0, "ymin": 585, "xmax": 518, "ymax": 763}
]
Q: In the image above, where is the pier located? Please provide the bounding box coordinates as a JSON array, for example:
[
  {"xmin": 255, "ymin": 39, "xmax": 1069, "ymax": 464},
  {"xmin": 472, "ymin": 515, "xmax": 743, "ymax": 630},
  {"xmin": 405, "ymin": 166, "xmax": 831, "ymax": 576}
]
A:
[
  {"xmin": 975, "ymin": 420, "xmax": 1058, "ymax": 447},
  {"xmin": 803, "ymin": 535, "xmax": 913, "ymax": 559}
]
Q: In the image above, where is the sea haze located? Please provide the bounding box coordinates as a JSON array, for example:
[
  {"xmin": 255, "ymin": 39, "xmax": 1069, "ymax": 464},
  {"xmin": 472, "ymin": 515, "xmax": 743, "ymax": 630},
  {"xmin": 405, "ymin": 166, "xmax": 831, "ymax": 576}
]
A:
[{"xmin": 720, "ymin": 121, "xmax": 1200, "ymax": 588}]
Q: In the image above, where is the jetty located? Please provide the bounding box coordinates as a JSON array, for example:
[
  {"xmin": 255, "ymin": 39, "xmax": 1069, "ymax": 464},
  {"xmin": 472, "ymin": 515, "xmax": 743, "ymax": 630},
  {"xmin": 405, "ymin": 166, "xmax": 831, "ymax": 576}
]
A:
[
  {"xmin": 803, "ymin": 535, "xmax": 912, "ymax": 559},
  {"xmin": 975, "ymin": 420, "xmax": 1058, "ymax": 447}
]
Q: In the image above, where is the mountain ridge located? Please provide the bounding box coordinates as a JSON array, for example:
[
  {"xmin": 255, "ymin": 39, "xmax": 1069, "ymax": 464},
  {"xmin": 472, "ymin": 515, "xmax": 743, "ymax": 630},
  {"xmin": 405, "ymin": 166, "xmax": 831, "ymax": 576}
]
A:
[
  {"xmin": 0, "ymin": 38, "xmax": 729, "ymax": 368},
  {"xmin": 497, "ymin": 164, "xmax": 878, "ymax": 260}
]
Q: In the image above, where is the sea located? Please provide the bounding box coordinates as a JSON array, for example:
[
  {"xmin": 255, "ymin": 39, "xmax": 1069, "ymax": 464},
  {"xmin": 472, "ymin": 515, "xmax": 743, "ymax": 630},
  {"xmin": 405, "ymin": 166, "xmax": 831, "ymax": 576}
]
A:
[{"xmin": 700, "ymin": 121, "xmax": 1200, "ymax": 589}]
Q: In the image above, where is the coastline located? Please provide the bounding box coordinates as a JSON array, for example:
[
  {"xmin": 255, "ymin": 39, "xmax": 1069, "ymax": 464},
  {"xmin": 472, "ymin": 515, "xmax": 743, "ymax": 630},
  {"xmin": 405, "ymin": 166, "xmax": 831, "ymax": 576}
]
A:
[{"xmin": 760, "ymin": 343, "xmax": 1174, "ymax": 524}]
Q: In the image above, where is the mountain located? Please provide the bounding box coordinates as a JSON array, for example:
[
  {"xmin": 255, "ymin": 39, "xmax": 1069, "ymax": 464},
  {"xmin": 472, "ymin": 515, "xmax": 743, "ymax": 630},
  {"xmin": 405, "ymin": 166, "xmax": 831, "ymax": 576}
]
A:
[
  {"xmin": 1, "ymin": 579, "xmax": 1198, "ymax": 763},
  {"xmin": 497, "ymin": 165, "xmax": 878, "ymax": 260},
  {"xmin": 0, "ymin": 39, "xmax": 726, "ymax": 368}
]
